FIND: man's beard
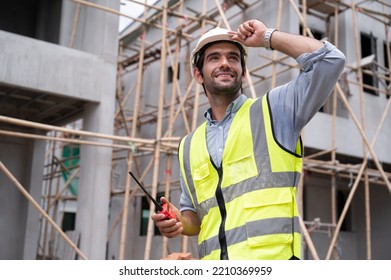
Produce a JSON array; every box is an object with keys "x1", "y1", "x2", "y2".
[{"x1": 204, "y1": 71, "x2": 243, "y2": 96}]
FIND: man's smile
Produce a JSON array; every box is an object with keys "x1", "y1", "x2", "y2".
[{"x1": 214, "y1": 71, "x2": 236, "y2": 79}]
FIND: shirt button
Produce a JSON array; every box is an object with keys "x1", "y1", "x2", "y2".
[{"x1": 218, "y1": 126, "x2": 222, "y2": 129}]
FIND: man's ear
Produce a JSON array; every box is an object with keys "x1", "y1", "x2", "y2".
[
  {"x1": 241, "y1": 68, "x2": 247, "y2": 82},
  {"x1": 193, "y1": 68, "x2": 204, "y2": 84}
]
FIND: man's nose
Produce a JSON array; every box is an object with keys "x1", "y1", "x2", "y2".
[{"x1": 219, "y1": 56, "x2": 230, "y2": 67}]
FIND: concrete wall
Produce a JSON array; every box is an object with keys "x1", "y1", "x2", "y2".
[
  {"x1": 23, "y1": 138, "x2": 46, "y2": 260},
  {"x1": 0, "y1": 0, "x2": 120, "y2": 260},
  {"x1": 304, "y1": 7, "x2": 391, "y2": 163},
  {"x1": 0, "y1": 135, "x2": 32, "y2": 259},
  {"x1": 304, "y1": 174, "x2": 391, "y2": 260},
  {"x1": 303, "y1": 2, "x2": 391, "y2": 260},
  {"x1": 60, "y1": 0, "x2": 119, "y2": 260},
  {"x1": 0, "y1": 30, "x2": 114, "y2": 103}
]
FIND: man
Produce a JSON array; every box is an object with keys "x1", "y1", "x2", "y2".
[{"x1": 151, "y1": 19, "x2": 346, "y2": 260}]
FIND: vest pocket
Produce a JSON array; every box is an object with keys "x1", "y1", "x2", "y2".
[
  {"x1": 193, "y1": 161, "x2": 217, "y2": 203},
  {"x1": 225, "y1": 153, "x2": 257, "y2": 186},
  {"x1": 243, "y1": 188, "x2": 294, "y2": 247},
  {"x1": 193, "y1": 161, "x2": 210, "y2": 181}
]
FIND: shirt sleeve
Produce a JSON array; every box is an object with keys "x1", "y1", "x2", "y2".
[
  {"x1": 267, "y1": 41, "x2": 346, "y2": 152},
  {"x1": 179, "y1": 171, "x2": 197, "y2": 213}
]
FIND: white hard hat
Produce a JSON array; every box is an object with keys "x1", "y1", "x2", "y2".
[{"x1": 190, "y1": 27, "x2": 248, "y2": 76}]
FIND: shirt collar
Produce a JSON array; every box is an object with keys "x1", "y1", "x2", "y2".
[{"x1": 204, "y1": 94, "x2": 248, "y2": 124}]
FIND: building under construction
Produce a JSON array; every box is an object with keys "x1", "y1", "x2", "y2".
[{"x1": 0, "y1": 0, "x2": 390, "y2": 260}]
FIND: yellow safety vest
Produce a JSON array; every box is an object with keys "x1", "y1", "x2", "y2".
[{"x1": 179, "y1": 94, "x2": 302, "y2": 260}]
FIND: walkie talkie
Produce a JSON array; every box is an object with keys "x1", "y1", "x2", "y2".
[{"x1": 128, "y1": 171, "x2": 176, "y2": 220}]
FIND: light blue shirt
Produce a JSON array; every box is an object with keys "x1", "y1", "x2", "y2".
[{"x1": 180, "y1": 41, "x2": 346, "y2": 212}]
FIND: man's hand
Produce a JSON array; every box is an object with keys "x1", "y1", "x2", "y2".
[
  {"x1": 229, "y1": 19, "x2": 268, "y2": 48},
  {"x1": 151, "y1": 197, "x2": 183, "y2": 238},
  {"x1": 230, "y1": 19, "x2": 324, "y2": 58}
]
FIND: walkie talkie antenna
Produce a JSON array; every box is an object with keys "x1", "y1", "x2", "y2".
[
  {"x1": 128, "y1": 171, "x2": 176, "y2": 220},
  {"x1": 128, "y1": 171, "x2": 162, "y2": 211}
]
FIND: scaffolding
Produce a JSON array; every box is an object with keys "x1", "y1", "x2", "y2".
[{"x1": 1, "y1": 0, "x2": 391, "y2": 260}]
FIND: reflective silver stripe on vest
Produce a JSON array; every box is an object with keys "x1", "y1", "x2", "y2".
[
  {"x1": 195, "y1": 170, "x2": 300, "y2": 219},
  {"x1": 198, "y1": 216, "x2": 301, "y2": 259},
  {"x1": 181, "y1": 127, "x2": 201, "y2": 216}
]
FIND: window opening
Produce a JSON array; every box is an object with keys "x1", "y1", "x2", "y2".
[
  {"x1": 140, "y1": 192, "x2": 164, "y2": 236},
  {"x1": 337, "y1": 189, "x2": 352, "y2": 232},
  {"x1": 61, "y1": 212, "x2": 76, "y2": 232},
  {"x1": 383, "y1": 41, "x2": 390, "y2": 99},
  {"x1": 167, "y1": 64, "x2": 180, "y2": 84},
  {"x1": 361, "y1": 32, "x2": 378, "y2": 96}
]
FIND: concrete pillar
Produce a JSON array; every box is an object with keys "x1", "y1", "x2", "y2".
[
  {"x1": 23, "y1": 139, "x2": 46, "y2": 259},
  {"x1": 0, "y1": 135, "x2": 31, "y2": 259},
  {"x1": 77, "y1": 102, "x2": 115, "y2": 259},
  {"x1": 64, "y1": 0, "x2": 119, "y2": 259}
]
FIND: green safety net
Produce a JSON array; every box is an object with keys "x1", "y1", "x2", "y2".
[{"x1": 61, "y1": 144, "x2": 80, "y2": 196}]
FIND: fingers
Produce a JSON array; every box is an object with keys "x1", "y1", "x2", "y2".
[
  {"x1": 159, "y1": 196, "x2": 179, "y2": 219},
  {"x1": 229, "y1": 22, "x2": 254, "y2": 42},
  {"x1": 229, "y1": 20, "x2": 268, "y2": 48},
  {"x1": 158, "y1": 220, "x2": 183, "y2": 238},
  {"x1": 151, "y1": 197, "x2": 182, "y2": 238},
  {"x1": 160, "y1": 196, "x2": 169, "y2": 204},
  {"x1": 228, "y1": 20, "x2": 256, "y2": 42},
  {"x1": 151, "y1": 212, "x2": 183, "y2": 238},
  {"x1": 238, "y1": 22, "x2": 255, "y2": 36}
]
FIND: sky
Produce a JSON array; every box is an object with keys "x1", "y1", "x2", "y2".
[{"x1": 119, "y1": 0, "x2": 157, "y2": 32}]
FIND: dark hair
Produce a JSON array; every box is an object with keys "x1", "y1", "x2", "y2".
[{"x1": 194, "y1": 40, "x2": 246, "y2": 77}]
